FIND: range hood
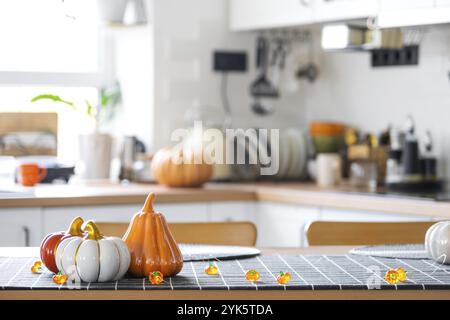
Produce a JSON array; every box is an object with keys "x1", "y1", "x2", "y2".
[{"x1": 321, "y1": 24, "x2": 405, "y2": 52}]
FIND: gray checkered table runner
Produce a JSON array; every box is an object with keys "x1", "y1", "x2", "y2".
[{"x1": 2, "y1": 254, "x2": 450, "y2": 291}]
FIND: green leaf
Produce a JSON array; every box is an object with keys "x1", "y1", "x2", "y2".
[
  {"x1": 85, "y1": 100, "x2": 94, "y2": 117},
  {"x1": 30, "y1": 94, "x2": 76, "y2": 109}
]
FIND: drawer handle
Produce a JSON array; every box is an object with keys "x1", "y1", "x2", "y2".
[
  {"x1": 299, "y1": 0, "x2": 312, "y2": 6},
  {"x1": 22, "y1": 226, "x2": 30, "y2": 247}
]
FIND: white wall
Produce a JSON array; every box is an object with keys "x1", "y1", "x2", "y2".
[
  {"x1": 305, "y1": 26, "x2": 450, "y2": 180},
  {"x1": 150, "y1": 0, "x2": 307, "y2": 150},
  {"x1": 109, "y1": 21, "x2": 154, "y2": 154},
  {"x1": 115, "y1": 1, "x2": 450, "y2": 182}
]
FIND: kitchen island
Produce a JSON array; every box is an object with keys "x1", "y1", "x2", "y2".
[{"x1": 1, "y1": 246, "x2": 450, "y2": 300}]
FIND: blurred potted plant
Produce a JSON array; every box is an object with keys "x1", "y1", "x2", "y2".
[{"x1": 31, "y1": 83, "x2": 121, "y2": 180}]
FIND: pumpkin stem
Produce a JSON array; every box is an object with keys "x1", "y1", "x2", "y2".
[
  {"x1": 67, "y1": 216, "x2": 84, "y2": 236},
  {"x1": 84, "y1": 221, "x2": 103, "y2": 240},
  {"x1": 142, "y1": 193, "x2": 156, "y2": 213}
]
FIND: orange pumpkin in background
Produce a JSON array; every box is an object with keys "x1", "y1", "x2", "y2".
[
  {"x1": 40, "y1": 216, "x2": 84, "y2": 273},
  {"x1": 123, "y1": 193, "x2": 183, "y2": 277},
  {"x1": 151, "y1": 147, "x2": 213, "y2": 188}
]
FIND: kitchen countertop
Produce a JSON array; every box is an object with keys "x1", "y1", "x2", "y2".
[
  {"x1": 1, "y1": 181, "x2": 450, "y2": 218},
  {"x1": 0, "y1": 182, "x2": 256, "y2": 207}
]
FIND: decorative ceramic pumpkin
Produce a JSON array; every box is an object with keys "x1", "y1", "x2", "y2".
[
  {"x1": 55, "y1": 221, "x2": 130, "y2": 282},
  {"x1": 425, "y1": 221, "x2": 450, "y2": 264},
  {"x1": 123, "y1": 193, "x2": 183, "y2": 277},
  {"x1": 40, "y1": 216, "x2": 84, "y2": 273},
  {"x1": 151, "y1": 147, "x2": 213, "y2": 188}
]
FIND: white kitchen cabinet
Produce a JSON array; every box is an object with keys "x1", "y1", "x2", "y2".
[
  {"x1": 318, "y1": 207, "x2": 433, "y2": 222},
  {"x1": 230, "y1": 0, "x2": 314, "y2": 31},
  {"x1": 313, "y1": 0, "x2": 379, "y2": 22},
  {"x1": 379, "y1": 0, "x2": 434, "y2": 11},
  {"x1": 208, "y1": 201, "x2": 256, "y2": 223},
  {"x1": 42, "y1": 203, "x2": 209, "y2": 235},
  {"x1": 436, "y1": 0, "x2": 450, "y2": 6},
  {"x1": 42, "y1": 205, "x2": 141, "y2": 236},
  {"x1": 0, "y1": 208, "x2": 42, "y2": 247},
  {"x1": 154, "y1": 203, "x2": 209, "y2": 222},
  {"x1": 256, "y1": 202, "x2": 320, "y2": 247}
]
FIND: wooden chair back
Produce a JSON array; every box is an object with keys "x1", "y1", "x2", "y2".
[
  {"x1": 96, "y1": 221, "x2": 257, "y2": 246},
  {"x1": 306, "y1": 221, "x2": 435, "y2": 246}
]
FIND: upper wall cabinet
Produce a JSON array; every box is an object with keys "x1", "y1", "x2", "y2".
[
  {"x1": 229, "y1": 0, "x2": 314, "y2": 31},
  {"x1": 379, "y1": 0, "x2": 433, "y2": 11},
  {"x1": 313, "y1": 0, "x2": 378, "y2": 22},
  {"x1": 230, "y1": 0, "x2": 450, "y2": 31},
  {"x1": 377, "y1": 0, "x2": 450, "y2": 28}
]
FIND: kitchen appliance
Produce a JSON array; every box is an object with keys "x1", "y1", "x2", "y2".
[
  {"x1": 386, "y1": 117, "x2": 443, "y2": 193},
  {"x1": 321, "y1": 24, "x2": 404, "y2": 51},
  {"x1": 386, "y1": 149, "x2": 403, "y2": 183},
  {"x1": 421, "y1": 131, "x2": 437, "y2": 180},
  {"x1": 402, "y1": 117, "x2": 420, "y2": 178},
  {"x1": 119, "y1": 136, "x2": 146, "y2": 181}
]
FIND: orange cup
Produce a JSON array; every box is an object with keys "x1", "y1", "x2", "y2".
[{"x1": 18, "y1": 164, "x2": 47, "y2": 187}]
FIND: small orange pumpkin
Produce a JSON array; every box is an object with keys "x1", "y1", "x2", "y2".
[
  {"x1": 151, "y1": 147, "x2": 213, "y2": 188},
  {"x1": 123, "y1": 193, "x2": 183, "y2": 277}
]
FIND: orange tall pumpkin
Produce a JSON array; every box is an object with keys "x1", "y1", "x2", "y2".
[{"x1": 123, "y1": 193, "x2": 183, "y2": 277}]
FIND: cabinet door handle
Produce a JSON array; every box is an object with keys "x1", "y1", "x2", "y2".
[{"x1": 22, "y1": 226, "x2": 30, "y2": 247}]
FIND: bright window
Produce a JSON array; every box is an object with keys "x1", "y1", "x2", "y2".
[
  {"x1": 0, "y1": 0, "x2": 99, "y2": 73},
  {"x1": 0, "y1": 0, "x2": 108, "y2": 162},
  {"x1": 0, "y1": 86, "x2": 98, "y2": 162}
]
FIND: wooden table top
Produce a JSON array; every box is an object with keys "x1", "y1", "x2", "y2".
[{"x1": 1, "y1": 246, "x2": 450, "y2": 300}]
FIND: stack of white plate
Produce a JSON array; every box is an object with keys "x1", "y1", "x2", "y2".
[
  {"x1": 228, "y1": 130, "x2": 261, "y2": 181},
  {"x1": 273, "y1": 128, "x2": 308, "y2": 180},
  {"x1": 229, "y1": 127, "x2": 308, "y2": 181}
]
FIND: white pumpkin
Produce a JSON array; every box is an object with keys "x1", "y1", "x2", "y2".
[
  {"x1": 425, "y1": 221, "x2": 450, "y2": 264},
  {"x1": 55, "y1": 221, "x2": 130, "y2": 282}
]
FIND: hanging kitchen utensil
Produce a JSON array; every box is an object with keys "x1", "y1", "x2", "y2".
[
  {"x1": 269, "y1": 38, "x2": 287, "y2": 91},
  {"x1": 250, "y1": 36, "x2": 279, "y2": 97},
  {"x1": 250, "y1": 36, "x2": 279, "y2": 116},
  {"x1": 295, "y1": 31, "x2": 319, "y2": 83},
  {"x1": 296, "y1": 64, "x2": 319, "y2": 82},
  {"x1": 251, "y1": 98, "x2": 273, "y2": 116}
]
